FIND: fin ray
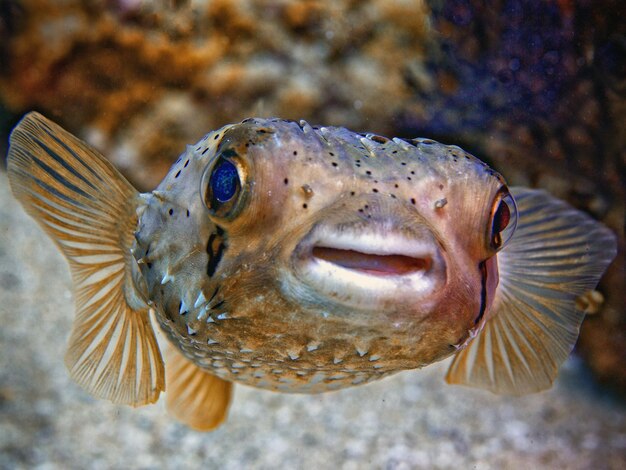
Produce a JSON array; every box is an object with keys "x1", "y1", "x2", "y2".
[
  {"x1": 8, "y1": 112, "x2": 165, "y2": 406},
  {"x1": 165, "y1": 345, "x2": 233, "y2": 431},
  {"x1": 446, "y1": 187, "x2": 617, "y2": 394}
]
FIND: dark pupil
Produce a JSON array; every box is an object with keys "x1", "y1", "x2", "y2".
[
  {"x1": 210, "y1": 160, "x2": 238, "y2": 203},
  {"x1": 493, "y1": 200, "x2": 511, "y2": 234}
]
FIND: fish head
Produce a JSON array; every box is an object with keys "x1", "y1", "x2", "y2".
[{"x1": 190, "y1": 119, "x2": 518, "y2": 369}]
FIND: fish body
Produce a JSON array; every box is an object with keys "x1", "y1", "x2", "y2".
[{"x1": 7, "y1": 113, "x2": 617, "y2": 430}]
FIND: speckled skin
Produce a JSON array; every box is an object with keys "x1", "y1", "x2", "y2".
[{"x1": 133, "y1": 119, "x2": 506, "y2": 393}]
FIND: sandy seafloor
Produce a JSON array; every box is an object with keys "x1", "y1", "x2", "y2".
[{"x1": 0, "y1": 170, "x2": 625, "y2": 470}]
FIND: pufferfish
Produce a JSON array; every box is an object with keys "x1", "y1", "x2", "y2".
[{"x1": 7, "y1": 112, "x2": 617, "y2": 431}]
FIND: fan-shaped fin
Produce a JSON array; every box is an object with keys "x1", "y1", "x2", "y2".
[
  {"x1": 165, "y1": 345, "x2": 233, "y2": 431},
  {"x1": 446, "y1": 187, "x2": 617, "y2": 394},
  {"x1": 7, "y1": 112, "x2": 165, "y2": 406}
]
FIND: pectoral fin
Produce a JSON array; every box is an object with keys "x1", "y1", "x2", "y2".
[
  {"x1": 7, "y1": 112, "x2": 165, "y2": 406},
  {"x1": 446, "y1": 187, "x2": 617, "y2": 394},
  {"x1": 165, "y1": 344, "x2": 233, "y2": 431}
]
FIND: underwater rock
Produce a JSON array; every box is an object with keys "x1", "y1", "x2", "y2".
[{"x1": 0, "y1": 0, "x2": 624, "y2": 392}]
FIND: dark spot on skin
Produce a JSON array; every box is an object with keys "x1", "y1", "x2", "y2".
[
  {"x1": 373, "y1": 188, "x2": 379, "y2": 193},
  {"x1": 394, "y1": 184, "x2": 399, "y2": 188},
  {"x1": 147, "y1": 262, "x2": 152, "y2": 269},
  {"x1": 196, "y1": 147, "x2": 201, "y2": 151},
  {"x1": 293, "y1": 151, "x2": 298, "y2": 156},
  {"x1": 392, "y1": 150, "x2": 398, "y2": 154},
  {"x1": 407, "y1": 177, "x2": 412, "y2": 181},
  {"x1": 410, "y1": 198, "x2": 416, "y2": 205},
  {"x1": 410, "y1": 171, "x2": 415, "y2": 175},
  {"x1": 207, "y1": 226, "x2": 227, "y2": 277},
  {"x1": 364, "y1": 205, "x2": 369, "y2": 209},
  {"x1": 358, "y1": 209, "x2": 364, "y2": 213},
  {"x1": 303, "y1": 203, "x2": 308, "y2": 209},
  {"x1": 439, "y1": 184, "x2": 444, "y2": 190},
  {"x1": 370, "y1": 135, "x2": 388, "y2": 144},
  {"x1": 390, "y1": 194, "x2": 396, "y2": 199},
  {"x1": 329, "y1": 152, "x2": 335, "y2": 156},
  {"x1": 284, "y1": 178, "x2": 289, "y2": 185},
  {"x1": 214, "y1": 134, "x2": 220, "y2": 140},
  {"x1": 356, "y1": 163, "x2": 361, "y2": 167},
  {"x1": 366, "y1": 170, "x2": 372, "y2": 176},
  {"x1": 202, "y1": 148, "x2": 209, "y2": 155},
  {"x1": 331, "y1": 162, "x2": 338, "y2": 167},
  {"x1": 175, "y1": 170, "x2": 181, "y2": 178},
  {"x1": 184, "y1": 160, "x2": 189, "y2": 168},
  {"x1": 475, "y1": 261, "x2": 488, "y2": 325},
  {"x1": 401, "y1": 162, "x2": 407, "y2": 166},
  {"x1": 186, "y1": 209, "x2": 190, "y2": 217},
  {"x1": 168, "y1": 208, "x2": 174, "y2": 215},
  {"x1": 350, "y1": 191, "x2": 355, "y2": 196},
  {"x1": 374, "y1": 180, "x2": 378, "y2": 183}
]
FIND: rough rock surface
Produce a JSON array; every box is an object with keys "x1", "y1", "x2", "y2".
[{"x1": 1, "y1": 170, "x2": 625, "y2": 469}]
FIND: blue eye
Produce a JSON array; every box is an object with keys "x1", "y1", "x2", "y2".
[{"x1": 210, "y1": 159, "x2": 239, "y2": 203}]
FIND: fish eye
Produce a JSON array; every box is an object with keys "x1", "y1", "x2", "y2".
[
  {"x1": 211, "y1": 160, "x2": 238, "y2": 202},
  {"x1": 201, "y1": 151, "x2": 245, "y2": 219},
  {"x1": 490, "y1": 189, "x2": 517, "y2": 250}
]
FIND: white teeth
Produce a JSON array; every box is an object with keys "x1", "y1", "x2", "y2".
[
  {"x1": 179, "y1": 300, "x2": 188, "y2": 315},
  {"x1": 187, "y1": 325, "x2": 197, "y2": 335},
  {"x1": 194, "y1": 291, "x2": 206, "y2": 308},
  {"x1": 217, "y1": 313, "x2": 228, "y2": 320}
]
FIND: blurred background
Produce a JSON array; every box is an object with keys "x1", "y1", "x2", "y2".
[{"x1": 0, "y1": 1, "x2": 624, "y2": 468}]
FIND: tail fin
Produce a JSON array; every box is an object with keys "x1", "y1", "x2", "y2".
[
  {"x1": 7, "y1": 112, "x2": 165, "y2": 406},
  {"x1": 446, "y1": 187, "x2": 617, "y2": 394}
]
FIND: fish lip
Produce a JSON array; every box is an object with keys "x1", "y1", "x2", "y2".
[{"x1": 290, "y1": 220, "x2": 446, "y2": 310}]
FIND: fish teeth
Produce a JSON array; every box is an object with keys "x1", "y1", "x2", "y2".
[
  {"x1": 179, "y1": 299, "x2": 188, "y2": 315},
  {"x1": 187, "y1": 324, "x2": 197, "y2": 335},
  {"x1": 216, "y1": 312, "x2": 228, "y2": 320}
]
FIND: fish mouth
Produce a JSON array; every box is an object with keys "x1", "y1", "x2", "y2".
[
  {"x1": 289, "y1": 222, "x2": 446, "y2": 310},
  {"x1": 311, "y1": 247, "x2": 432, "y2": 276}
]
